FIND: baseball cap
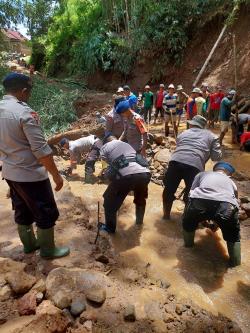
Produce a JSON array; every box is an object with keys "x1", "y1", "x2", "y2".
[
  {"x1": 3, "y1": 73, "x2": 32, "y2": 91},
  {"x1": 123, "y1": 85, "x2": 131, "y2": 91},
  {"x1": 192, "y1": 87, "x2": 202, "y2": 94},
  {"x1": 59, "y1": 138, "x2": 69, "y2": 147},
  {"x1": 213, "y1": 162, "x2": 235, "y2": 175},
  {"x1": 228, "y1": 89, "x2": 236, "y2": 96},
  {"x1": 187, "y1": 115, "x2": 207, "y2": 129},
  {"x1": 145, "y1": 85, "x2": 150, "y2": 89},
  {"x1": 117, "y1": 87, "x2": 124, "y2": 93},
  {"x1": 160, "y1": 84, "x2": 165, "y2": 88},
  {"x1": 168, "y1": 84, "x2": 175, "y2": 89},
  {"x1": 115, "y1": 100, "x2": 130, "y2": 114}
]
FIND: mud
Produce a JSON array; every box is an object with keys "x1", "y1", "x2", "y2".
[{"x1": 0, "y1": 122, "x2": 250, "y2": 332}]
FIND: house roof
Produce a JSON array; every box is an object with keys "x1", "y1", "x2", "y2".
[{"x1": 2, "y1": 29, "x2": 27, "y2": 42}]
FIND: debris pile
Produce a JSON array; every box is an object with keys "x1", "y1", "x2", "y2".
[
  {"x1": 148, "y1": 135, "x2": 176, "y2": 185},
  {"x1": 0, "y1": 257, "x2": 242, "y2": 333}
]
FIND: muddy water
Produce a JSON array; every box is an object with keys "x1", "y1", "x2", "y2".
[{"x1": 67, "y1": 129, "x2": 250, "y2": 333}]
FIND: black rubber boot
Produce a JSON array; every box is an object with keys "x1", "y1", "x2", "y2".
[
  {"x1": 165, "y1": 124, "x2": 169, "y2": 137},
  {"x1": 163, "y1": 200, "x2": 173, "y2": 220},
  {"x1": 135, "y1": 205, "x2": 145, "y2": 225},
  {"x1": 183, "y1": 229, "x2": 195, "y2": 247}
]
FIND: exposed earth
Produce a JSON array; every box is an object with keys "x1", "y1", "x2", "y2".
[{"x1": 0, "y1": 104, "x2": 250, "y2": 333}]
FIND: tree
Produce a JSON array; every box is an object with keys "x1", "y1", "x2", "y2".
[
  {"x1": 0, "y1": 0, "x2": 23, "y2": 27},
  {"x1": 23, "y1": 0, "x2": 57, "y2": 38}
]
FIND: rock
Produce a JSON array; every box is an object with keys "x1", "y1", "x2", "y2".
[
  {"x1": 154, "y1": 161, "x2": 161, "y2": 169},
  {"x1": 124, "y1": 304, "x2": 136, "y2": 322},
  {"x1": 239, "y1": 209, "x2": 248, "y2": 221},
  {"x1": 62, "y1": 308, "x2": 75, "y2": 325},
  {"x1": 240, "y1": 196, "x2": 250, "y2": 203},
  {"x1": 241, "y1": 203, "x2": 250, "y2": 217},
  {"x1": 95, "y1": 254, "x2": 109, "y2": 264},
  {"x1": 18, "y1": 291, "x2": 37, "y2": 315},
  {"x1": 0, "y1": 257, "x2": 26, "y2": 275},
  {"x1": 52, "y1": 290, "x2": 72, "y2": 309},
  {"x1": 154, "y1": 148, "x2": 171, "y2": 163},
  {"x1": 158, "y1": 279, "x2": 171, "y2": 289},
  {"x1": 5, "y1": 270, "x2": 36, "y2": 294},
  {"x1": 0, "y1": 276, "x2": 7, "y2": 288},
  {"x1": 0, "y1": 285, "x2": 12, "y2": 301},
  {"x1": 86, "y1": 288, "x2": 106, "y2": 305},
  {"x1": 36, "y1": 292, "x2": 44, "y2": 304},
  {"x1": 83, "y1": 320, "x2": 93, "y2": 331},
  {"x1": 70, "y1": 297, "x2": 87, "y2": 316},
  {"x1": 233, "y1": 171, "x2": 249, "y2": 181},
  {"x1": 31, "y1": 279, "x2": 46, "y2": 294},
  {"x1": 175, "y1": 304, "x2": 186, "y2": 315},
  {"x1": 37, "y1": 300, "x2": 61, "y2": 315},
  {"x1": 144, "y1": 301, "x2": 163, "y2": 321},
  {"x1": 154, "y1": 135, "x2": 164, "y2": 145},
  {"x1": 168, "y1": 137, "x2": 176, "y2": 146},
  {"x1": 163, "y1": 313, "x2": 175, "y2": 323},
  {"x1": 46, "y1": 267, "x2": 110, "y2": 305}
]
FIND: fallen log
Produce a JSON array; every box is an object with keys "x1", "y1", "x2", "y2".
[
  {"x1": 47, "y1": 125, "x2": 105, "y2": 146},
  {"x1": 47, "y1": 129, "x2": 89, "y2": 145}
]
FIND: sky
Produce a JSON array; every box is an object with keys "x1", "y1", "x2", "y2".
[{"x1": 16, "y1": 23, "x2": 30, "y2": 39}]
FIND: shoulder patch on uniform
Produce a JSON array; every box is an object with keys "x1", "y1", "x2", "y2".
[{"x1": 30, "y1": 111, "x2": 40, "y2": 124}]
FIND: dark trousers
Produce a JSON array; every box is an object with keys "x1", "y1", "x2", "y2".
[
  {"x1": 163, "y1": 160, "x2": 200, "y2": 205},
  {"x1": 155, "y1": 107, "x2": 164, "y2": 119},
  {"x1": 103, "y1": 173, "x2": 151, "y2": 232},
  {"x1": 182, "y1": 198, "x2": 240, "y2": 242},
  {"x1": 143, "y1": 107, "x2": 153, "y2": 122},
  {"x1": 244, "y1": 140, "x2": 250, "y2": 151},
  {"x1": 6, "y1": 178, "x2": 59, "y2": 229}
]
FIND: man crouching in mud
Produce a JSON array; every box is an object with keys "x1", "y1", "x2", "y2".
[{"x1": 182, "y1": 162, "x2": 241, "y2": 267}]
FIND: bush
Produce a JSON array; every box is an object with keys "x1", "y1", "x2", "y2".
[{"x1": 0, "y1": 67, "x2": 81, "y2": 136}]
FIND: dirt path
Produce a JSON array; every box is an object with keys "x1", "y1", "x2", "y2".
[
  {"x1": 65, "y1": 125, "x2": 250, "y2": 333},
  {"x1": 0, "y1": 125, "x2": 250, "y2": 332}
]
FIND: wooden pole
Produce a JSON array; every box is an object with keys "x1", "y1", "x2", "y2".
[
  {"x1": 233, "y1": 34, "x2": 237, "y2": 90},
  {"x1": 193, "y1": 25, "x2": 227, "y2": 87}
]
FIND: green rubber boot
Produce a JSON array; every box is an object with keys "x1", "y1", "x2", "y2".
[
  {"x1": 37, "y1": 227, "x2": 70, "y2": 259},
  {"x1": 85, "y1": 173, "x2": 95, "y2": 184},
  {"x1": 183, "y1": 229, "x2": 195, "y2": 248},
  {"x1": 17, "y1": 224, "x2": 39, "y2": 254},
  {"x1": 135, "y1": 205, "x2": 145, "y2": 225},
  {"x1": 227, "y1": 242, "x2": 241, "y2": 267}
]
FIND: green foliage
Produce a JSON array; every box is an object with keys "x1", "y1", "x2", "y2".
[
  {"x1": 0, "y1": 0, "x2": 23, "y2": 27},
  {"x1": 34, "y1": 0, "x2": 238, "y2": 78},
  {"x1": 0, "y1": 66, "x2": 81, "y2": 135},
  {"x1": 28, "y1": 76, "x2": 80, "y2": 135}
]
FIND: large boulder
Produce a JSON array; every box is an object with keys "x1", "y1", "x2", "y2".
[
  {"x1": 46, "y1": 268, "x2": 110, "y2": 308},
  {"x1": 154, "y1": 148, "x2": 171, "y2": 164}
]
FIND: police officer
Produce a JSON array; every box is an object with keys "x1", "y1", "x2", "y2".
[
  {"x1": 105, "y1": 95, "x2": 125, "y2": 139},
  {"x1": 182, "y1": 162, "x2": 241, "y2": 267},
  {"x1": 117, "y1": 100, "x2": 148, "y2": 156},
  {"x1": 59, "y1": 135, "x2": 98, "y2": 182},
  {"x1": 99, "y1": 137, "x2": 151, "y2": 233},
  {"x1": 162, "y1": 115, "x2": 222, "y2": 220},
  {"x1": 0, "y1": 73, "x2": 70, "y2": 258}
]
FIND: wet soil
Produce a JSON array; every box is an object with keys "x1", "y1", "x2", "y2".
[{"x1": 0, "y1": 123, "x2": 250, "y2": 332}]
